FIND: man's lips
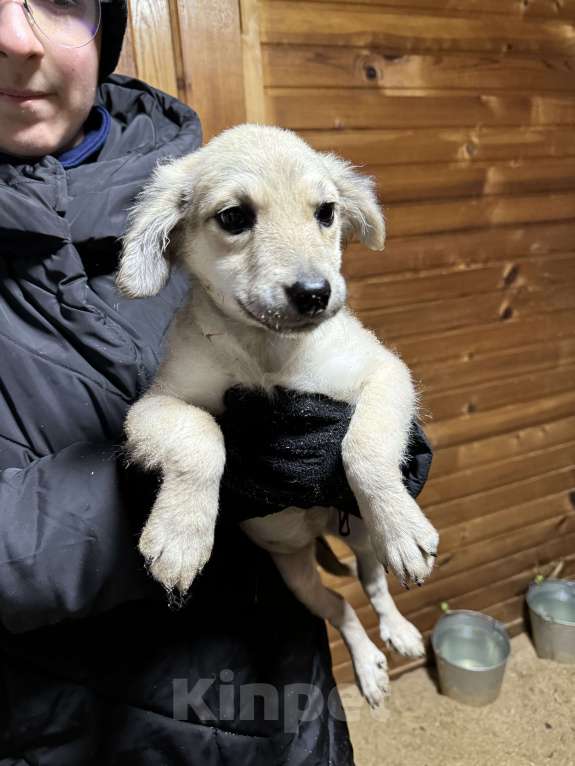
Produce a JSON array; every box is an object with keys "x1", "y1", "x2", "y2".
[{"x1": 0, "y1": 87, "x2": 50, "y2": 100}]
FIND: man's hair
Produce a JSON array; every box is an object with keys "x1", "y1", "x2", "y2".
[{"x1": 99, "y1": 0, "x2": 128, "y2": 82}]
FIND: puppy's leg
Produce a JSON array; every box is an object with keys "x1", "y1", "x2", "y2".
[
  {"x1": 342, "y1": 350, "x2": 439, "y2": 585},
  {"x1": 272, "y1": 545, "x2": 389, "y2": 708},
  {"x1": 329, "y1": 516, "x2": 424, "y2": 658},
  {"x1": 125, "y1": 390, "x2": 225, "y2": 596}
]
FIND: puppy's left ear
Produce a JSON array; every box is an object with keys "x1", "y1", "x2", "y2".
[
  {"x1": 117, "y1": 156, "x2": 194, "y2": 298},
  {"x1": 321, "y1": 153, "x2": 386, "y2": 251}
]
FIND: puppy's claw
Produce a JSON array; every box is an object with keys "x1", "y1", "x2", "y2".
[
  {"x1": 166, "y1": 587, "x2": 192, "y2": 611},
  {"x1": 418, "y1": 544, "x2": 438, "y2": 559}
]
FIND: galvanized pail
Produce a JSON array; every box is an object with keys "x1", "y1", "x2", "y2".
[
  {"x1": 527, "y1": 579, "x2": 575, "y2": 664},
  {"x1": 431, "y1": 610, "x2": 511, "y2": 707}
]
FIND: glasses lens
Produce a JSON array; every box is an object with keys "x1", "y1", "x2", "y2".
[{"x1": 27, "y1": 0, "x2": 101, "y2": 48}]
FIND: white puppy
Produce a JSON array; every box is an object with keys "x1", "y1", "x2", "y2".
[{"x1": 116, "y1": 124, "x2": 439, "y2": 707}]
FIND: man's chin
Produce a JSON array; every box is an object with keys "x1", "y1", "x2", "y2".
[{"x1": 0, "y1": 119, "x2": 83, "y2": 160}]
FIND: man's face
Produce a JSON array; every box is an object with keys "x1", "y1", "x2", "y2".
[{"x1": 0, "y1": 1, "x2": 100, "y2": 158}]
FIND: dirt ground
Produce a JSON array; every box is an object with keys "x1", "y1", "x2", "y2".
[{"x1": 340, "y1": 633, "x2": 575, "y2": 766}]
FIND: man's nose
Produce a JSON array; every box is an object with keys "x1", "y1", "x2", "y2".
[
  {"x1": 0, "y1": 2, "x2": 44, "y2": 59},
  {"x1": 285, "y1": 278, "x2": 331, "y2": 317}
]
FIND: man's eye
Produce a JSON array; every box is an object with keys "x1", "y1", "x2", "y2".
[
  {"x1": 215, "y1": 205, "x2": 255, "y2": 235},
  {"x1": 315, "y1": 202, "x2": 335, "y2": 227},
  {"x1": 41, "y1": 0, "x2": 82, "y2": 8}
]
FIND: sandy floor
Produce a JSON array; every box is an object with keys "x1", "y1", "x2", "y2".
[{"x1": 341, "y1": 633, "x2": 575, "y2": 766}]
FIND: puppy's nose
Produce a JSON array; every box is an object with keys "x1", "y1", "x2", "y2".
[{"x1": 285, "y1": 279, "x2": 331, "y2": 316}]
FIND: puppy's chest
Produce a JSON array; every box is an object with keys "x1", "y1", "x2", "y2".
[
  {"x1": 173, "y1": 306, "x2": 372, "y2": 410},
  {"x1": 213, "y1": 335, "x2": 318, "y2": 395}
]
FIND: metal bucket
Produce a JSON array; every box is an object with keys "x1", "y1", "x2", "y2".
[
  {"x1": 527, "y1": 579, "x2": 575, "y2": 664},
  {"x1": 431, "y1": 610, "x2": 511, "y2": 707}
]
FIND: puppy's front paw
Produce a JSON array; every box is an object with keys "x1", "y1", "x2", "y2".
[
  {"x1": 139, "y1": 523, "x2": 213, "y2": 599},
  {"x1": 371, "y1": 492, "x2": 439, "y2": 586},
  {"x1": 138, "y1": 481, "x2": 217, "y2": 598}
]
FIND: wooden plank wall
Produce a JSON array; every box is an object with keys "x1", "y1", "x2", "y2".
[
  {"x1": 117, "y1": 0, "x2": 246, "y2": 139},
  {"x1": 253, "y1": 0, "x2": 575, "y2": 683},
  {"x1": 118, "y1": 1, "x2": 575, "y2": 682}
]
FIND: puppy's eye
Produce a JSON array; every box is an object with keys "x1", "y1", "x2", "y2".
[
  {"x1": 315, "y1": 202, "x2": 335, "y2": 228},
  {"x1": 215, "y1": 205, "x2": 255, "y2": 235}
]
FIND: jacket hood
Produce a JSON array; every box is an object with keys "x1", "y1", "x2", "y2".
[{"x1": 99, "y1": 0, "x2": 128, "y2": 82}]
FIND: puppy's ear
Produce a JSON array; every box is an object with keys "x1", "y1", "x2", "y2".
[
  {"x1": 320, "y1": 153, "x2": 386, "y2": 251},
  {"x1": 116, "y1": 158, "x2": 193, "y2": 298}
]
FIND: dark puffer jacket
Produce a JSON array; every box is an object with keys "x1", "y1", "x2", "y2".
[{"x1": 0, "y1": 76, "x2": 354, "y2": 765}]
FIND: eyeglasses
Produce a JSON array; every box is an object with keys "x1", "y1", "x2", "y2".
[{"x1": 19, "y1": 0, "x2": 101, "y2": 48}]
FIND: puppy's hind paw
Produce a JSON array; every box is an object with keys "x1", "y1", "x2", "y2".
[{"x1": 353, "y1": 646, "x2": 390, "y2": 709}]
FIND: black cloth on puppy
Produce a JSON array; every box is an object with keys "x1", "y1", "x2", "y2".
[{"x1": 217, "y1": 385, "x2": 433, "y2": 531}]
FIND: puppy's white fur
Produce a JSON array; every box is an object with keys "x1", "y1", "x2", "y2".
[{"x1": 117, "y1": 124, "x2": 438, "y2": 707}]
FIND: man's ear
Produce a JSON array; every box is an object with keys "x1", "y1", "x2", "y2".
[
  {"x1": 116, "y1": 157, "x2": 194, "y2": 298},
  {"x1": 320, "y1": 153, "x2": 386, "y2": 251}
]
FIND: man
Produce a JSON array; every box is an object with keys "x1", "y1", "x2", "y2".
[{"x1": 0, "y1": 1, "x2": 354, "y2": 763}]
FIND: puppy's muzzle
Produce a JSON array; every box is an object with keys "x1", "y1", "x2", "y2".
[{"x1": 285, "y1": 279, "x2": 331, "y2": 317}]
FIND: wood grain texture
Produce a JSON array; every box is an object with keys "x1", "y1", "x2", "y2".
[
  {"x1": 431, "y1": 415, "x2": 575, "y2": 475},
  {"x1": 370, "y1": 158, "x2": 575, "y2": 202},
  {"x1": 129, "y1": 0, "x2": 179, "y2": 96},
  {"x1": 269, "y1": 0, "x2": 575, "y2": 22},
  {"x1": 241, "y1": 0, "x2": 267, "y2": 123},
  {"x1": 267, "y1": 88, "x2": 575, "y2": 130},
  {"x1": 414, "y1": 336, "x2": 575, "y2": 399},
  {"x1": 424, "y1": 363, "x2": 575, "y2": 422},
  {"x1": 359, "y1": 284, "x2": 575, "y2": 341},
  {"x1": 424, "y1": 441, "x2": 575, "y2": 510},
  {"x1": 263, "y1": 45, "x2": 575, "y2": 92},
  {"x1": 348, "y1": 252, "x2": 575, "y2": 311},
  {"x1": 304, "y1": 126, "x2": 575, "y2": 166},
  {"x1": 343, "y1": 221, "x2": 575, "y2": 279},
  {"x1": 261, "y1": 3, "x2": 575, "y2": 55},
  {"x1": 385, "y1": 192, "x2": 575, "y2": 237},
  {"x1": 425, "y1": 388, "x2": 575, "y2": 451},
  {"x1": 393, "y1": 307, "x2": 575, "y2": 366},
  {"x1": 176, "y1": 0, "x2": 246, "y2": 139}
]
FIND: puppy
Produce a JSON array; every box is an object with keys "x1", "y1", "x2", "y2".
[{"x1": 116, "y1": 124, "x2": 439, "y2": 707}]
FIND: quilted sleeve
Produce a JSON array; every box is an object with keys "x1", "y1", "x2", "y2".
[{"x1": 0, "y1": 441, "x2": 158, "y2": 633}]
